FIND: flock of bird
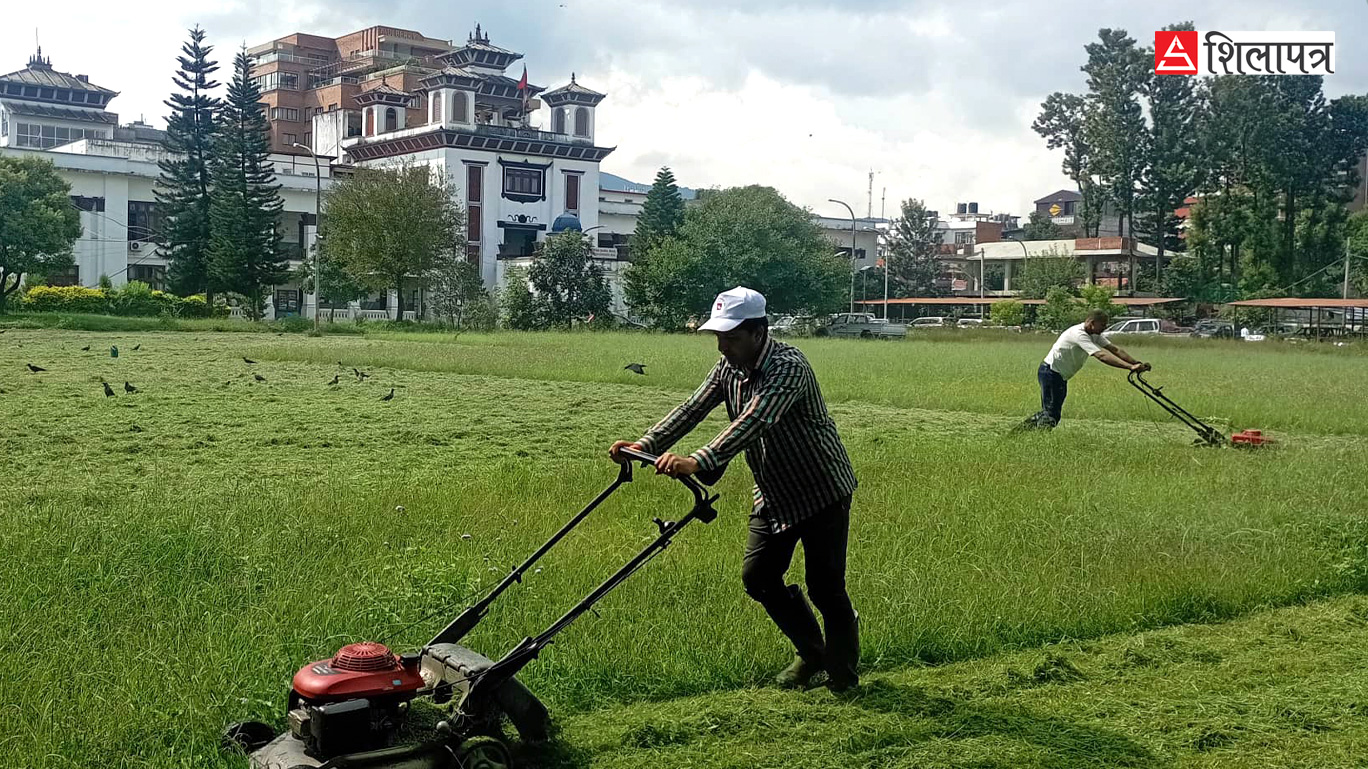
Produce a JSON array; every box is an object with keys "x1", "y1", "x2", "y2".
[{"x1": 18, "y1": 344, "x2": 401, "y2": 402}]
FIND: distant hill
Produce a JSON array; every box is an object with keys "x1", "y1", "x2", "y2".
[{"x1": 600, "y1": 171, "x2": 697, "y2": 199}]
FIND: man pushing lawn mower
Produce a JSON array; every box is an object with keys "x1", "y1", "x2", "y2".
[
  {"x1": 610, "y1": 286, "x2": 861, "y2": 693},
  {"x1": 1018, "y1": 309, "x2": 1151, "y2": 430}
]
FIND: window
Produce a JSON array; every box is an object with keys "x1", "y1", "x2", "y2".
[
  {"x1": 127, "y1": 201, "x2": 165, "y2": 242},
  {"x1": 283, "y1": 133, "x2": 297, "y2": 145},
  {"x1": 1062, "y1": 201, "x2": 1076, "y2": 215},
  {"x1": 304, "y1": 132, "x2": 311, "y2": 145},
  {"x1": 70, "y1": 195, "x2": 105, "y2": 212},
  {"x1": 46, "y1": 264, "x2": 79, "y2": 287},
  {"x1": 271, "y1": 107, "x2": 300, "y2": 121},
  {"x1": 564, "y1": 173, "x2": 580, "y2": 214},
  {"x1": 15, "y1": 123, "x2": 103, "y2": 149},
  {"x1": 127, "y1": 265, "x2": 167, "y2": 291},
  {"x1": 384, "y1": 108, "x2": 398, "y2": 132},
  {"x1": 954, "y1": 231, "x2": 973, "y2": 244},
  {"x1": 452, "y1": 92, "x2": 468, "y2": 123},
  {"x1": 0, "y1": 108, "x2": 7, "y2": 137},
  {"x1": 503, "y1": 166, "x2": 544, "y2": 200},
  {"x1": 466, "y1": 164, "x2": 484, "y2": 263},
  {"x1": 253, "y1": 72, "x2": 299, "y2": 91},
  {"x1": 552, "y1": 108, "x2": 566, "y2": 134},
  {"x1": 365, "y1": 110, "x2": 374, "y2": 135},
  {"x1": 574, "y1": 107, "x2": 589, "y2": 137},
  {"x1": 431, "y1": 92, "x2": 443, "y2": 123},
  {"x1": 328, "y1": 103, "x2": 339, "y2": 112}
]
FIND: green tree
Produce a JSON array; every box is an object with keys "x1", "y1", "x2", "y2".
[
  {"x1": 1022, "y1": 211, "x2": 1065, "y2": 241},
  {"x1": 0, "y1": 156, "x2": 81, "y2": 313},
  {"x1": 624, "y1": 185, "x2": 846, "y2": 329},
  {"x1": 1083, "y1": 28, "x2": 1149, "y2": 239},
  {"x1": 426, "y1": 254, "x2": 489, "y2": 328},
  {"x1": 1033, "y1": 92, "x2": 1102, "y2": 238},
  {"x1": 632, "y1": 167, "x2": 685, "y2": 257},
  {"x1": 323, "y1": 166, "x2": 463, "y2": 322},
  {"x1": 290, "y1": 251, "x2": 366, "y2": 310},
  {"x1": 207, "y1": 49, "x2": 287, "y2": 320},
  {"x1": 1016, "y1": 253, "x2": 1085, "y2": 299},
  {"x1": 499, "y1": 266, "x2": 539, "y2": 330},
  {"x1": 1079, "y1": 283, "x2": 1126, "y2": 320},
  {"x1": 1137, "y1": 22, "x2": 1205, "y2": 279},
  {"x1": 527, "y1": 231, "x2": 612, "y2": 329},
  {"x1": 885, "y1": 198, "x2": 944, "y2": 297},
  {"x1": 156, "y1": 26, "x2": 221, "y2": 303}
]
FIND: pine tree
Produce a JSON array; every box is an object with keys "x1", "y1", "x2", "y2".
[
  {"x1": 1033, "y1": 92, "x2": 1102, "y2": 238},
  {"x1": 885, "y1": 198, "x2": 944, "y2": 297},
  {"x1": 1082, "y1": 29, "x2": 1149, "y2": 238},
  {"x1": 1138, "y1": 22, "x2": 1205, "y2": 283},
  {"x1": 156, "y1": 27, "x2": 221, "y2": 304},
  {"x1": 207, "y1": 49, "x2": 286, "y2": 320},
  {"x1": 632, "y1": 167, "x2": 685, "y2": 256}
]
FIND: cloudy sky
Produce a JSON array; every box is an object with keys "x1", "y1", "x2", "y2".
[{"x1": 5, "y1": 1, "x2": 1364, "y2": 221}]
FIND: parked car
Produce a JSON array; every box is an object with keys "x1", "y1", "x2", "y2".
[
  {"x1": 1105, "y1": 318, "x2": 1193, "y2": 335},
  {"x1": 771, "y1": 315, "x2": 818, "y2": 337},
  {"x1": 1190, "y1": 320, "x2": 1235, "y2": 339},
  {"x1": 909, "y1": 316, "x2": 947, "y2": 329},
  {"x1": 817, "y1": 313, "x2": 908, "y2": 339},
  {"x1": 955, "y1": 318, "x2": 984, "y2": 329}
]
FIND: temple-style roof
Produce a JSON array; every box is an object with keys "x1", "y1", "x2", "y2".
[
  {"x1": 437, "y1": 25, "x2": 523, "y2": 71},
  {"x1": 0, "y1": 99, "x2": 118, "y2": 123},
  {"x1": 0, "y1": 50, "x2": 117, "y2": 95},
  {"x1": 541, "y1": 74, "x2": 605, "y2": 107},
  {"x1": 354, "y1": 81, "x2": 412, "y2": 106}
]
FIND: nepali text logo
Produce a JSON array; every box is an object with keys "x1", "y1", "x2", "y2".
[{"x1": 1155, "y1": 31, "x2": 1334, "y2": 76}]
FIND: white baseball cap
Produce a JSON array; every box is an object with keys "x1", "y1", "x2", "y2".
[{"x1": 699, "y1": 286, "x2": 767, "y2": 332}]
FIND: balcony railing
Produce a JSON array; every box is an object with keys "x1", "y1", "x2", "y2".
[{"x1": 468, "y1": 123, "x2": 592, "y2": 145}]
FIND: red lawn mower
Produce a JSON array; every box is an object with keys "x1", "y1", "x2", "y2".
[
  {"x1": 1129, "y1": 371, "x2": 1274, "y2": 448},
  {"x1": 222, "y1": 448, "x2": 720, "y2": 768}
]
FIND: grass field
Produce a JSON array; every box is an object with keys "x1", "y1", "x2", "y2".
[{"x1": 1, "y1": 326, "x2": 1366, "y2": 768}]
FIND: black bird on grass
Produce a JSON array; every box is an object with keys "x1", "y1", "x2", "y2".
[
  {"x1": 328, "y1": 374, "x2": 340, "y2": 386},
  {"x1": 243, "y1": 357, "x2": 257, "y2": 364},
  {"x1": 81, "y1": 345, "x2": 90, "y2": 352},
  {"x1": 130, "y1": 424, "x2": 143, "y2": 433},
  {"x1": 103, "y1": 381, "x2": 115, "y2": 397},
  {"x1": 133, "y1": 344, "x2": 141, "y2": 351},
  {"x1": 253, "y1": 373, "x2": 266, "y2": 382},
  {"x1": 337, "y1": 361, "x2": 344, "y2": 368},
  {"x1": 353, "y1": 368, "x2": 369, "y2": 381},
  {"x1": 26, "y1": 363, "x2": 45, "y2": 373},
  {"x1": 624, "y1": 363, "x2": 647, "y2": 375},
  {"x1": 124, "y1": 381, "x2": 138, "y2": 394},
  {"x1": 381, "y1": 388, "x2": 395, "y2": 401}
]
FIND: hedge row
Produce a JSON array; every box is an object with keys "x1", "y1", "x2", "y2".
[{"x1": 21, "y1": 282, "x2": 222, "y2": 318}]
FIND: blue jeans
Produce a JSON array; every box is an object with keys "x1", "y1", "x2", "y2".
[{"x1": 1037, "y1": 362, "x2": 1068, "y2": 426}]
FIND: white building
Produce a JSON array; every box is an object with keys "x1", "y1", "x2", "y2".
[
  {"x1": 332, "y1": 28, "x2": 622, "y2": 312},
  {"x1": 0, "y1": 49, "x2": 117, "y2": 150}
]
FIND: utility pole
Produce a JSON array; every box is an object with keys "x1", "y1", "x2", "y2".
[
  {"x1": 829, "y1": 198, "x2": 857, "y2": 313},
  {"x1": 867, "y1": 171, "x2": 874, "y2": 218},
  {"x1": 880, "y1": 187, "x2": 886, "y2": 220},
  {"x1": 1346, "y1": 237, "x2": 1353, "y2": 300}
]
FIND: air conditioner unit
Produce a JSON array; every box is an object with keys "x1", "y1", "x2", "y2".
[{"x1": 129, "y1": 241, "x2": 143, "y2": 252}]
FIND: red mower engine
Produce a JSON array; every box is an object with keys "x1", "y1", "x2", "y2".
[
  {"x1": 1231, "y1": 429, "x2": 1276, "y2": 448},
  {"x1": 287, "y1": 642, "x2": 425, "y2": 759}
]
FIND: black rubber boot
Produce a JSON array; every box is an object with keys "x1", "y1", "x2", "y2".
[
  {"x1": 761, "y1": 584, "x2": 825, "y2": 687},
  {"x1": 824, "y1": 611, "x2": 860, "y2": 693}
]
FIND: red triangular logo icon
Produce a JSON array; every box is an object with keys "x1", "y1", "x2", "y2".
[{"x1": 1155, "y1": 31, "x2": 1198, "y2": 75}]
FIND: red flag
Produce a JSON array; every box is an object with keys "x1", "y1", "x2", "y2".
[
  {"x1": 517, "y1": 65, "x2": 528, "y2": 92},
  {"x1": 517, "y1": 66, "x2": 529, "y2": 116}
]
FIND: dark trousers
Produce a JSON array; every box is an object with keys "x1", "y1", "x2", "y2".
[
  {"x1": 1037, "y1": 362, "x2": 1068, "y2": 426},
  {"x1": 741, "y1": 496, "x2": 857, "y2": 680}
]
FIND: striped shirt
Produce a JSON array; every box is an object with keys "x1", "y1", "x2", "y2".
[{"x1": 637, "y1": 338, "x2": 857, "y2": 532}]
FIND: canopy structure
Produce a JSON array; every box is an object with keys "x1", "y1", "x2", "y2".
[
  {"x1": 855, "y1": 296, "x2": 1185, "y2": 320},
  {"x1": 1225, "y1": 297, "x2": 1368, "y2": 339}
]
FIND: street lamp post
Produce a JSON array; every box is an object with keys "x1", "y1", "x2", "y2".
[
  {"x1": 292, "y1": 142, "x2": 323, "y2": 330},
  {"x1": 876, "y1": 230, "x2": 891, "y2": 320},
  {"x1": 829, "y1": 199, "x2": 857, "y2": 313}
]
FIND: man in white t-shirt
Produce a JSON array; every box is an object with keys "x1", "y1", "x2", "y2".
[{"x1": 1022, "y1": 310, "x2": 1150, "y2": 429}]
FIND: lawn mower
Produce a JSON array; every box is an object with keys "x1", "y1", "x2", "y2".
[
  {"x1": 222, "y1": 447, "x2": 720, "y2": 768},
  {"x1": 1128, "y1": 370, "x2": 1274, "y2": 448}
]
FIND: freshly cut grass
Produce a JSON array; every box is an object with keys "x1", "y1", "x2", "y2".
[{"x1": 0, "y1": 329, "x2": 1366, "y2": 767}]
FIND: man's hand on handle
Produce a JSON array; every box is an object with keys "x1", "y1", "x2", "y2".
[
  {"x1": 654, "y1": 452, "x2": 700, "y2": 478},
  {"x1": 1130, "y1": 361, "x2": 1152, "y2": 373},
  {"x1": 609, "y1": 440, "x2": 643, "y2": 464}
]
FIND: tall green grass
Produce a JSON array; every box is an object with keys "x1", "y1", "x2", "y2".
[{"x1": 0, "y1": 329, "x2": 1366, "y2": 767}]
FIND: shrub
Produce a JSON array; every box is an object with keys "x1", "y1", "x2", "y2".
[
  {"x1": 23, "y1": 285, "x2": 110, "y2": 314},
  {"x1": 110, "y1": 281, "x2": 177, "y2": 317},
  {"x1": 1038, "y1": 286, "x2": 1085, "y2": 332},
  {"x1": 178, "y1": 294, "x2": 212, "y2": 318},
  {"x1": 990, "y1": 300, "x2": 1026, "y2": 327}
]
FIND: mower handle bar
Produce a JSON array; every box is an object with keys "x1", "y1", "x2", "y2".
[
  {"x1": 1128, "y1": 370, "x2": 1226, "y2": 447},
  {"x1": 426, "y1": 447, "x2": 717, "y2": 647}
]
